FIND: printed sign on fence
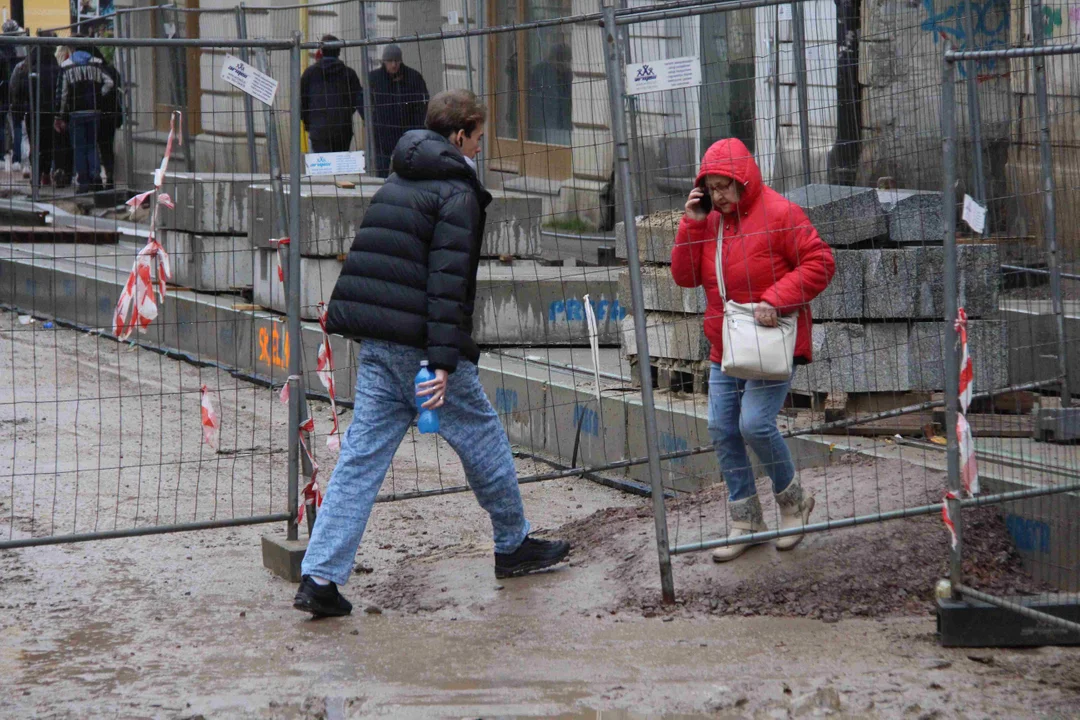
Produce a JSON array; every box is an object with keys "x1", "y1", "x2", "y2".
[
  {"x1": 305, "y1": 151, "x2": 366, "y2": 176},
  {"x1": 625, "y1": 56, "x2": 702, "y2": 96},
  {"x1": 220, "y1": 54, "x2": 279, "y2": 106},
  {"x1": 962, "y1": 194, "x2": 987, "y2": 234}
]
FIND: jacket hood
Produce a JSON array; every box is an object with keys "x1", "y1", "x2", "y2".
[
  {"x1": 696, "y1": 138, "x2": 763, "y2": 213},
  {"x1": 316, "y1": 56, "x2": 350, "y2": 76},
  {"x1": 391, "y1": 129, "x2": 491, "y2": 204}
]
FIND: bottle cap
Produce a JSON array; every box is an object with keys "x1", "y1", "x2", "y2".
[{"x1": 420, "y1": 360, "x2": 429, "y2": 367}]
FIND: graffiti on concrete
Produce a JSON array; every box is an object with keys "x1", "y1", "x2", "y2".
[
  {"x1": 574, "y1": 403, "x2": 600, "y2": 437},
  {"x1": 494, "y1": 386, "x2": 519, "y2": 415},
  {"x1": 548, "y1": 297, "x2": 627, "y2": 324},
  {"x1": 1006, "y1": 513, "x2": 1051, "y2": 553},
  {"x1": 659, "y1": 432, "x2": 689, "y2": 466},
  {"x1": 921, "y1": 0, "x2": 1010, "y2": 76}
]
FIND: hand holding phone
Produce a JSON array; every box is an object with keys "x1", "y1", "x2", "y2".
[{"x1": 685, "y1": 183, "x2": 711, "y2": 221}]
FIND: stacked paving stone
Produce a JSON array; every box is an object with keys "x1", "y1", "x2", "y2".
[
  {"x1": 616, "y1": 185, "x2": 1006, "y2": 397},
  {"x1": 615, "y1": 210, "x2": 712, "y2": 393},
  {"x1": 791, "y1": 184, "x2": 1004, "y2": 397},
  {"x1": 158, "y1": 172, "x2": 268, "y2": 293}
]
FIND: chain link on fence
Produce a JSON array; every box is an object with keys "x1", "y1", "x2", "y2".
[{"x1": 0, "y1": 1, "x2": 1077, "y2": 641}]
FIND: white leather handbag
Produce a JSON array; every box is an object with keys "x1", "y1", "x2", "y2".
[{"x1": 715, "y1": 226, "x2": 798, "y2": 381}]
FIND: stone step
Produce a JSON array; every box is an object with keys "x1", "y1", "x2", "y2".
[
  {"x1": 613, "y1": 210, "x2": 684, "y2": 264},
  {"x1": 793, "y1": 320, "x2": 1007, "y2": 394},
  {"x1": 249, "y1": 184, "x2": 544, "y2": 259},
  {"x1": 159, "y1": 171, "x2": 271, "y2": 235},
  {"x1": 160, "y1": 228, "x2": 254, "y2": 293},
  {"x1": 784, "y1": 184, "x2": 888, "y2": 246},
  {"x1": 252, "y1": 253, "x2": 625, "y2": 345}
]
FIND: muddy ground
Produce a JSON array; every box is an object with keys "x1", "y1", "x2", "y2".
[{"x1": 2, "y1": 311, "x2": 1079, "y2": 718}]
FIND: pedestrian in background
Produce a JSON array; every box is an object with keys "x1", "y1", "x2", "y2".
[
  {"x1": 367, "y1": 44, "x2": 429, "y2": 178},
  {"x1": 672, "y1": 138, "x2": 834, "y2": 562},
  {"x1": 9, "y1": 33, "x2": 62, "y2": 186},
  {"x1": 89, "y1": 45, "x2": 122, "y2": 190},
  {"x1": 293, "y1": 89, "x2": 570, "y2": 618},
  {"x1": 300, "y1": 34, "x2": 364, "y2": 153},
  {"x1": 55, "y1": 38, "x2": 113, "y2": 194},
  {"x1": 0, "y1": 19, "x2": 24, "y2": 174}
]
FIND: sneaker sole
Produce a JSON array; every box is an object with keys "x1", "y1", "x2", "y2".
[
  {"x1": 495, "y1": 551, "x2": 570, "y2": 579},
  {"x1": 293, "y1": 596, "x2": 352, "y2": 618}
]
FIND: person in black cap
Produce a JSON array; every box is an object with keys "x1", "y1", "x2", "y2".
[
  {"x1": 300, "y1": 34, "x2": 364, "y2": 153},
  {"x1": 367, "y1": 44, "x2": 429, "y2": 178}
]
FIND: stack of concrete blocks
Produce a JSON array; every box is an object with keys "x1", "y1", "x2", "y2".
[
  {"x1": 614, "y1": 210, "x2": 712, "y2": 393},
  {"x1": 247, "y1": 182, "x2": 615, "y2": 347},
  {"x1": 159, "y1": 172, "x2": 267, "y2": 293},
  {"x1": 787, "y1": 184, "x2": 1006, "y2": 402}
]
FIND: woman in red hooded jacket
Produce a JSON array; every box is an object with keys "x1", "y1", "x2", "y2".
[{"x1": 671, "y1": 138, "x2": 835, "y2": 562}]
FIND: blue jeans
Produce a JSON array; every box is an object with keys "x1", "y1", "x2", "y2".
[
  {"x1": 301, "y1": 340, "x2": 531, "y2": 585},
  {"x1": 69, "y1": 112, "x2": 101, "y2": 190},
  {"x1": 707, "y1": 364, "x2": 796, "y2": 502}
]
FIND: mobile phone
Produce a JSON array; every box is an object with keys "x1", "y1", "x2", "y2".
[{"x1": 697, "y1": 180, "x2": 712, "y2": 214}]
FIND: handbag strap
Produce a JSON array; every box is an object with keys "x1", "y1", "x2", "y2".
[{"x1": 714, "y1": 222, "x2": 727, "y2": 303}]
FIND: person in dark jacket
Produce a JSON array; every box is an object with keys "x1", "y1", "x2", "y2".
[
  {"x1": 0, "y1": 21, "x2": 22, "y2": 167},
  {"x1": 89, "y1": 46, "x2": 122, "y2": 189},
  {"x1": 300, "y1": 35, "x2": 363, "y2": 153},
  {"x1": 56, "y1": 41, "x2": 113, "y2": 193},
  {"x1": 293, "y1": 89, "x2": 570, "y2": 618},
  {"x1": 367, "y1": 44, "x2": 429, "y2": 178},
  {"x1": 9, "y1": 38, "x2": 62, "y2": 186}
]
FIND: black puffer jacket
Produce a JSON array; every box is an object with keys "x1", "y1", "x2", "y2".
[{"x1": 326, "y1": 129, "x2": 492, "y2": 372}]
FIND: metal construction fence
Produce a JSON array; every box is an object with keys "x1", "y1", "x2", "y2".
[{"x1": 0, "y1": 0, "x2": 1078, "y2": 640}]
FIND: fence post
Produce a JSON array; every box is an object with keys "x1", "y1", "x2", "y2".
[
  {"x1": 961, "y1": 0, "x2": 986, "y2": 213},
  {"x1": 119, "y1": 12, "x2": 136, "y2": 192},
  {"x1": 616, "y1": 7, "x2": 645, "y2": 218},
  {"x1": 940, "y1": 48, "x2": 963, "y2": 598},
  {"x1": 30, "y1": 44, "x2": 40, "y2": 202},
  {"x1": 236, "y1": 5, "x2": 260, "y2": 175},
  {"x1": 791, "y1": 1, "x2": 812, "y2": 186},
  {"x1": 254, "y1": 47, "x2": 289, "y2": 239},
  {"x1": 358, "y1": 2, "x2": 377, "y2": 176},
  {"x1": 474, "y1": 0, "x2": 486, "y2": 185},
  {"x1": 1030, "y1": 0, "x2": 1071, "y2": 406},
  {"x1": 287, "y1": 33, "x2": 305, "y2": 542},
  {"x1": 602, "y1": 5, "x2": 675, "y2": 605},
  {"x1": 462, "y1": 0, "x2": 475, "y2": 95}
]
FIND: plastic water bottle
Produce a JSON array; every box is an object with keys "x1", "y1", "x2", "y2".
[{"x1": 415, "y1": 361, "x2": 440, "y2": 434}]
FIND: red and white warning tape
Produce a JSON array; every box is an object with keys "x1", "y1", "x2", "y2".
[
  {"x1": 316, "y1": 302, "x2": 340, "y2": 451},
  {"x1": 200, "y1": 384, "x2": 219, "y2": 449},
  {"x1": 955, "y1": 308, "x2": 979, "y2": 496},
  {"x1": 114, "y1": 111, "x2": 183, "y2": 340},
  {"x1": 280, "y1": 376, "x2": 324, "y2": 524},
  {"x1": 270, "y1": 237, "x2": 290, "y2": 284},
  {"x1": 942, "y1": 490, "x2": 960, "y2": 550}
]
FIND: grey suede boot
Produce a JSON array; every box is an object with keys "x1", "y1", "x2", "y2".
[
  {"x1": 712, "y1": 494, "x2": 769, "y2": 563},
  {"x1": 774, "y1": 481, "x2": 815, "y2": 551}
]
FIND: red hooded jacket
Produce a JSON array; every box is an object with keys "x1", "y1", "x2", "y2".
[{"x1": 671, "y1": 139, "x2": 835, "y2": 365}]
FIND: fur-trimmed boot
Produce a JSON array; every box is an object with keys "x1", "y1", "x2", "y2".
[
  {"x1": 774, "y1": 481, "x2": 815, "y2": 551},
  {"x1": 712, "y1": 494, "x2": 768, "y2": 563}
]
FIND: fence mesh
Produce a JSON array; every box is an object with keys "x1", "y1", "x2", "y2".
[{"x1": 0, "y1": 0, "x2": 1076, "y2": 630}]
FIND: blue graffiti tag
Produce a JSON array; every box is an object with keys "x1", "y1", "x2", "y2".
[
  {"x1": 573, "y1": 404, "x2": 600, "y2": 437},
  {"x1": 494, "y1": 387, "x2": 518, "y2": 415},
  {"x1": 549, "y1": 297, "x2": 627, "y2": 323},
  {"x1": 1006, "y1": 514, "x2": 1050, "y2": 553},
  {"x1": 921, "y1": 0, "x2": 1010, "y2": 76}
]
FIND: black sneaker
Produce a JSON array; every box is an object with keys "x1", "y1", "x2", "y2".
[
  {"x1": 293, "y1": 575, "x2": 353, "y2": 617},
  {"x1": 494, "y1": 536, "x2": 571, "y2": 579}
]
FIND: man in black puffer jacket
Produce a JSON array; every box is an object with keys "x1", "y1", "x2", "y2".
[{"x1": 293, "y1": 89, "x2": 570, "y2": 618}]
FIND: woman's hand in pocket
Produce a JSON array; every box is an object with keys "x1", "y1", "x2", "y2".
[{"x1": 754, "y1": 302, "x2": 778, "y2": 328}]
